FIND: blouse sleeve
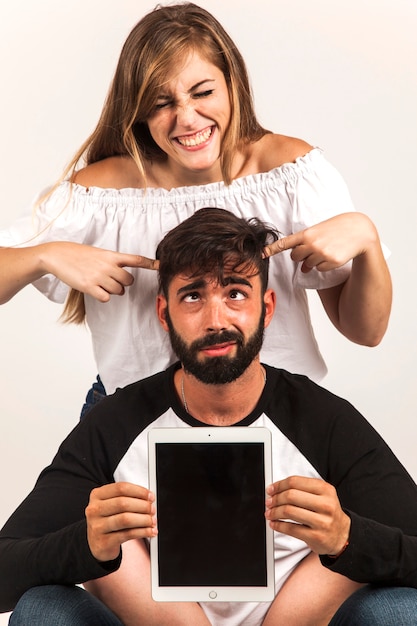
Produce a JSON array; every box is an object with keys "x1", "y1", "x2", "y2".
[
  {"x1": 285, "y1": 150, "x2": 355, "y2": 291},
  {"x1": 0, "y1": 183, "x2": 94, "y2": 303}
]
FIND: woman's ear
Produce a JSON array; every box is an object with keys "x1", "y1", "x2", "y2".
[{"x1": 156, "y1": 294, "x2": 169, "y2": 332}]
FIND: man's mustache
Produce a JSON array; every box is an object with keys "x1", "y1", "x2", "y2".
[{"x1": 191, "y1": 330, "x2": 244, "y2": 351}]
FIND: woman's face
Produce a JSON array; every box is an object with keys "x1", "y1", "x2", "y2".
[{"x1": 146, "y1": 50, "x2": 231, "y2": 182}]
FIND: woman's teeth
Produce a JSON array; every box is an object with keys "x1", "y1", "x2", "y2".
[{"x1": 177, "y1": 127, "x2": 212, "y2": 147}]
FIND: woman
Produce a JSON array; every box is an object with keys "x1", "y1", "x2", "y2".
[{"x1": 0, "y1": 2, "x2": 391, "y2": 414}]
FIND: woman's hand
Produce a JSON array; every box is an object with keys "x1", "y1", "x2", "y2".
[
  {"x1": 264, "y1": 212, "x2": 378, "y2": 273},
  {"x1": 263, "y1": 212, "x2": 392, "y2": 346},
  {"x1": 41, "y1": 242, "x2": 159, "y2": 302},
  {"x1": 0, "y1": 241, "x2": 159, "y2": 304}
]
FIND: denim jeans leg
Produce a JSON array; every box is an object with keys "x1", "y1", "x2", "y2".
[
  {"x1": 80, "y1": 375, "x2": 107, "y2": 419},
  {"x1": 9, "y1": 585, "x2": 123, "y2": 626},
  {"x1": 329, "y1": 585, "x2": 417, "y2": 626}
]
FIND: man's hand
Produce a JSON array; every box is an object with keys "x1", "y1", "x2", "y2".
[
  {"x1": 85, "y1": 482, "x2": 157, "y2": 562},
  {"x1": 265, "y1": 476, "x2": 350, "y2": 556},
  {"x1": 263, "y1": 212, "x2": 378, "y2": 273}
]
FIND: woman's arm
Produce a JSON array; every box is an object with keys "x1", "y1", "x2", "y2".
[
  {"x1": 316, "y1": 213, "x2": 392, "y2": 345},
  {"x1": 264, "y1": 212, "x2": 392, "y2": 346},
  {"x1": 0, "y1": 243, "x2": 158, "y2": 305},
  {"x1": 0, "y1": 244, "x2": 51, "y2": 304},
  {"x1": 318, "y1": 237, "x2": 391, "y2": 346}
]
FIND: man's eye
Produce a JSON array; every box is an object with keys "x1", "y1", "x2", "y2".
[
  {"x1": 229, "y1": 290, "x2": 246, "y2": 300},
  {"x1": 183, "y1": 293, "x2": 200, "y2": 303}
]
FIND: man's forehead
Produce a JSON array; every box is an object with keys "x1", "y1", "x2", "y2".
[{"x1": 172, "y1": 267, "x2": 260, "y2": 291}]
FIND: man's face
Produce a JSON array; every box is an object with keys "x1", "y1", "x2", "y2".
[{"x1": 157, "y1": 267, "x2": 275, "y2": 384}]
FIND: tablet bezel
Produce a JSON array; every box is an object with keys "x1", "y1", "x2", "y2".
[{"x1": 148, "y1": 426, "x2": 275, "y2": 602}]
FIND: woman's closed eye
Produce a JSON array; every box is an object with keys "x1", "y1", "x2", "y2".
[
  {"x1": 155, "y1": 99, "x2": 173, "y2": 111},
  {"x1": 193, "y1": 89, "x2": 214, "y2": 99}
]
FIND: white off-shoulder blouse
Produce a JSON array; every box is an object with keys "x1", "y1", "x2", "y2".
[{"x1": 0, "y1": 149, "x2": 355, "y2": 393}]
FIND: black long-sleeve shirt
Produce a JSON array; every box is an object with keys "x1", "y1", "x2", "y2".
[{"x1": 1, "y1": 364, "x2": 417, "y2": 613}]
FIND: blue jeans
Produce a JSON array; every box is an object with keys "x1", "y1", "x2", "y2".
[
  {"x1": 329, "y1": 585, "x2": 417, "y2": 625},
  {"x1": 9, "y1": 585, "x2": 123, "y2": 626},
  {"x1": 8, "y1": 584, "x2": 417, "y2": 625},
  {"x1": 80, "y1": 375, "x2": 107, "y2": 419}
]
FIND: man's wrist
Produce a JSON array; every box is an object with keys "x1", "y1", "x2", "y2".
[{"x1": 327, "y1": 539, "x2": 349, "y2": 559}]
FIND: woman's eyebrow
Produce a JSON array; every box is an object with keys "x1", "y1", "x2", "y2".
[
  {"x1": 157, "y1": 79, "x2": 215, "y2": 100},
  {"x1": 188, "y1": 79, "x2": 215, "y2": 92}
]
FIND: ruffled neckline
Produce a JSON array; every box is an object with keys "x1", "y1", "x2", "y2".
[{"x1": 62, "y1": 147, "x2": 323, "y2": 200}]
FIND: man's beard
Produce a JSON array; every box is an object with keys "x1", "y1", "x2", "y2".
[{"x1": 165, "y1": 307, "x2": 265, "y2": 385}]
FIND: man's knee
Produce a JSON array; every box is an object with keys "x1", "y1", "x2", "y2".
[
  {"x1": 9, "y1": 585, "x2": 123, "y2": 626},
  {"x1": 329, "y1": 585, "x2": 417, "y2": 626}
]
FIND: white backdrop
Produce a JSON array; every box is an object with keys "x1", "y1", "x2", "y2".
[{"x1": 1, "y1": 0, "x2": 416, "y2": 621}]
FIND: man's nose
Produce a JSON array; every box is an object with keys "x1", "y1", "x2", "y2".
[{"x1": 204, "y1": 299, "x2": 228, "y2": 332}]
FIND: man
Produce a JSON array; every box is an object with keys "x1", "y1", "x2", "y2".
[{"x1": 1, "y1": 208, "x2": 416, "y2": 626}]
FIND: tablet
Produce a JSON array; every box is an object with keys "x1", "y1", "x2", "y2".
[{"x1": 148, "y1": 426, "x2": 274, "y2": 602}]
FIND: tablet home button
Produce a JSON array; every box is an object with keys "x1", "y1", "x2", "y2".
[{"x1": 209, "y1": 591, "x2": 217, "y2": 599}]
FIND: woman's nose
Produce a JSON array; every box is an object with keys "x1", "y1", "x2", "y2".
[{"x1": 175, "y1": 101, "x2": 197, "y2": 126}]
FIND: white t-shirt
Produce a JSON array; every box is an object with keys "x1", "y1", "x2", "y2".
[{"x1": 0, "y1": 148, "x2": 355, "y2": 393}]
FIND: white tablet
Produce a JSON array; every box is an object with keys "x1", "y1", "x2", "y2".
[{"x1": 148, "y1": 426, "x2": 274, "y2": 602}]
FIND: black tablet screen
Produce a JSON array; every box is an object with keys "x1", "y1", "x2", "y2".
[{"x1": 155, "y1": 441, "x2": 267, "y2": 587}]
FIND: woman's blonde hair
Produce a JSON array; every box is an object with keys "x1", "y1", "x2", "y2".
[{"x1": 62, "y1": 2, "x2": 269, "y2": 324}]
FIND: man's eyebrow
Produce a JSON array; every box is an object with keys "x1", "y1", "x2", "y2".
[
  {"x1": 176, "y1": 275, "x2": 253, "y2": 296},
  {"x1": 222, "y1": 276, "x2": 253, "y2": 288},
  {"x1": 176, "y1": 279, "x2": 207, "y2": 296}
]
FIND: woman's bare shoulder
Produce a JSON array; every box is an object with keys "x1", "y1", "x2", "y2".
[
  {"x1": 72, "y1": 156, "x2": 142, "y2": 189},
  {"x1": 254, "y1": 133, "x2": 314, "y2": 171}
]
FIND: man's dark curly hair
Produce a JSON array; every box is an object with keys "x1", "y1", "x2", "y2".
[{"x1": 156, "y1": 208, "x2": 279, "y2": 297}]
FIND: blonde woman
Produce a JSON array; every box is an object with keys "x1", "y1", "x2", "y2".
[{"x1": 0, "y1": 2, "x2": 391, "y2": 415}]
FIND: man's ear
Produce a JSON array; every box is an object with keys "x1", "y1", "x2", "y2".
[
  {"x1": 263, "y1": 289, "x2": 276, "y2": 329},
  {"x1": 156, "y1": 294, "x2": 170, "y2": 332}
]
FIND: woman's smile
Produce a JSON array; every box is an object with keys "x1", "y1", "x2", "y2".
[{"x1": 175, "y1": 126, "x2": 214, "y2": 149}]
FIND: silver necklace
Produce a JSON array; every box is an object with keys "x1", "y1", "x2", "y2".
[
  {"x1": 181, "y1": 374, "x2": 189, "y2": 413},
  {"x1": 181, "y1": 367, "x2": 267, "y2": 414}
]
